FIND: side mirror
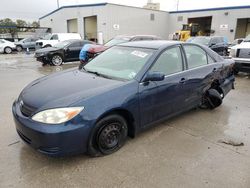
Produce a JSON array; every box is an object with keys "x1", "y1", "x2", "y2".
[
  {"x1": 144, "y1": 72, "x2": 165, "y2": 82},
  {"x1": 64, "y1": 47, "x2": 69, "y2": 52}
]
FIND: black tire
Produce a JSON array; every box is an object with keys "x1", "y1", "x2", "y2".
[
  {"x1": 88, "y1": 114, "x2": 128, "y2": 156},
  {"x1": 4, "y1": 47, "x2": 12, "y2": 54},
  {"x1": 16, "y1": 45, "x2": 23, "y2": 52},
  {"x1": 205, "y1": 89, "x2": 223, "y2": 109},
  {"x1": 51, "y1": 54, "x2": 63, "y2": 66}
]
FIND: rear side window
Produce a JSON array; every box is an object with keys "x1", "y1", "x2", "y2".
[
  {"x1": 150, "y1": 46, "x2": 183, "y2": 75},
  {"x1": 184, "y1": 45, "x2": 208, "y2": 69},
  {"x1": 207, "y1": 55, "x2": 215, "y2": 63},
  {"x1": 69, "y1": 42, "x2": 81, "y2": 48}
]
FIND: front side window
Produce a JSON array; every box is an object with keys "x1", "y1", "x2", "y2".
[
  {"x1": 184, "y1": 45, "x2": 208, "y2": 69},
  {"x1": 84, "y1": 46, "x2": 155, "y2": 80},
  {"x1": 51, "y1": 34, "x2": 58, "y2": 40},
  {"x1": 150, "y1": 46, "x2": 183, "y2": 75}
]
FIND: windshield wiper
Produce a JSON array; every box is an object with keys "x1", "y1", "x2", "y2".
[{"x1": 84, "y1": 69, "x2": 113, "y2": 79}]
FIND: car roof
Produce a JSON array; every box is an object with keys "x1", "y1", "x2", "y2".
[
  {"x1": 115, "y1": 35, "x2": 160, "y2": 39},
  {"x1": 118, "y1": 40, "x2": 182, "y2": 49},
  {"x1": 63, "y1": 39, "x2": 91, "y2": 43}
]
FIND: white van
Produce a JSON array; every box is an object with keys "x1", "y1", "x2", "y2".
[{"x1": 36, "y1": 33, "x2": 81, "y2": 49}]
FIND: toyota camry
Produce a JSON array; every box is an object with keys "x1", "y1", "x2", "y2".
[{"x1": 12, "y1": 41, "x2": 235, "y2": 156}]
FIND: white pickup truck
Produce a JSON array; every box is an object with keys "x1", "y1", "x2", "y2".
[
  {"x1": 36, "y1": 33, "x2": 81, "y2": 49},
  {"x1": 230, "y1": 35, "x2": 250, "y2": 74}
]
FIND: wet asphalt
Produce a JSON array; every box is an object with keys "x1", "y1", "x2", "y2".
[{"x1": 0, "y1": 52, "x2": 250, "y2": 188}]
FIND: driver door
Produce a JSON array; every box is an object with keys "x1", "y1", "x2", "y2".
[{"x1": 139, "y1": 46, "x2": 188, "y2": 128}]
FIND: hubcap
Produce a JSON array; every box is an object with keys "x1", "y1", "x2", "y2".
[
  {"x1": 52, "y1": 56, "x2": 62, "y2": 65},
  {"x1": 5, "y1": 48, "x2": 11, "y2": 54}
]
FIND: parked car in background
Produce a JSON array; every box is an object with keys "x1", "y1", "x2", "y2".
[
  {"x1": 189, "y1": 36, "x2": 228, "y2": 56},
  {"x1": 0, "y1": 39, "x2": 16, "y2": 54},
  {"x1": 35, "y1": 39, "x2": 93, "y2": 66},
  {"x1": 227, "y1": 38, "x2": 244, "y2": 54},
  {"x1": 35, "y1": 33, "x2": 82, "y2": 49},
  {"x1": 15, "y1": 37, "x2": 39, "y2": 52},
  {"x1": 230, "y1": 35, "x2": 250, "y2": 74},
  {"x1": 13, "y1": 41, "x2": 235, "y2": 156},
  {"x1": 86, "y1": 35, "x2": 161, "y2": 60}
]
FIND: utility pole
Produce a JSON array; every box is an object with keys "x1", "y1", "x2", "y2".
[
  {"x1": 176, "y1": 0, "x2": 179, "y2": 11},
  {"x1": 57, "y1": 0, "x2": 60, "y2": 8}
]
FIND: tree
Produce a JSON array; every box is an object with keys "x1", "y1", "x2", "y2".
[
  {"x1": 16, "y1": 19, "x2": 27, "y2": 31},
  {"x1": 31, "y1": 21, "x2": 40, "y2": 32},
  {"x1": 0, "y1": 18, "x2": 17, "y2": 38}
]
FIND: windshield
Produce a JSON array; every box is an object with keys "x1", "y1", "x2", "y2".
[
  {"x1": 53, "y1": 41, "x2": 71, "y2": 48},
  {"x1": 104, "y1": 37, "x2": 131, "y2": 47},
  {"x1": 84, "y1": 46, "x2": 155, "y2": 80},
  {"x1": 244, "y1": 35, "x2": 250, "y2": 42},
  {"x1": 190, "y1": 37, "x2": 210, "y2": 45},
  {"x1": 43, "y1": 34, "x2": 52, "y2": 40}
]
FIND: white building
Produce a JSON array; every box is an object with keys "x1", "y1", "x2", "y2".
[{"x1": 39, "y1": 3, "x2": 250, "y2": 43}]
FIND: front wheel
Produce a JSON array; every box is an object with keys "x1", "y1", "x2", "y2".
[
  {"x1": 51, "y1": 54, "x2": 63, "y2": 66},
  {"x1": 88, "y1": 114, "x2": 128, "y2": 156},
  {"x1": 4, "y1": 47, "x2": 12, "y2": 54},
  {"x1": 16, "y1": 45, "x2": 23, "y2": 52}
]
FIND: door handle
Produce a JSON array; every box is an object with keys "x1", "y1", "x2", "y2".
[{"x1": 179, "y1": 78, "x2": 186, "y2": 84}]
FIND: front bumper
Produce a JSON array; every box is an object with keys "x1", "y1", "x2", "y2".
[
  {"x1": 12, "y1": 100, "x2": 92, "y2": 156},
  {"x1": 36, "y1": 56, "x2": 50, "y2": 63}
]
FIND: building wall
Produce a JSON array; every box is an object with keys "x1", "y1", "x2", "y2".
[
  {"x1": 168, "y1": 8, "x2": 250, "y2": 41},
  {"x1": 101, "y1": 4, "x2": 169, "y2": 42},
  {"x1": 39, "y1": 4, "x2": 169, "y2": 43}
]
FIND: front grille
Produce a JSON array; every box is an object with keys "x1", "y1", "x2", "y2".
[
  {"x1": 236, "y1": 49, "x2": 240, "y2": 57},
  {"x1": 20, "y1": 102, "x2": 35, "y2": 117},
  {"x1": 36, "y1": 42, "x2": 43, "y2": 46}
]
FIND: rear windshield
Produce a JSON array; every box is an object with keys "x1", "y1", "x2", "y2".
[{"x1": 190, "y1": 37, "x2": 210, "y2": 46}]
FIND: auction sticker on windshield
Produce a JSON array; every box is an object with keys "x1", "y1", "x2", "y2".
[{"x1": 131, "y1": 50, "x2": 148, "y2": 58}]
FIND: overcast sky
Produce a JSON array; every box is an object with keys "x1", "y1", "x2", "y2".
[{"x1": 1, "y1": 0, "x2": 250, "y2": 21}]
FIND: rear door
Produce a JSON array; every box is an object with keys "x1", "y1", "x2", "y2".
[
  {"x1": 181, "y1": 44, "x2": 223, "y2": 106},
  {"x1": 139, "y1": 45, "x2": 189, "y2": 127}
]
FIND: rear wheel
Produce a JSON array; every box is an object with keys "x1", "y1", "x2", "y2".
[
  {"x1": 88, "y1": 114, "x2": 128, "y2": 156},
  {"x1": 51, "y1": 54, "x2": 63, "y2": 66},
  {"x1": 16, "y1": 45, "x2": 23, "y2": 52},
  {"x1": 4, "y1": 47, "x2": 12, "y2": 54},
  {"x1": 203, "y1": 89, "x2": 223, "y2": 109}
]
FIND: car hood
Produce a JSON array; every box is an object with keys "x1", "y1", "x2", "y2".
[
  {"x1": 231, "y1": 42, "x2": 250, "y2": 49},
  {"x1": 35, "y1": 47, "x2": 60, "y2": 54},
  {"x1": 20, "y1": 69, "x2": 125, "y2": 112}
]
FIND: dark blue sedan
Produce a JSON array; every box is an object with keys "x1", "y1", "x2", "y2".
[{"x1": 12, "y1": 41, "x2": 235, "y2": 156}]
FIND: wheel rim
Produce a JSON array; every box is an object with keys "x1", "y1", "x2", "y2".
[
  {"x1": 52, "y1": 55, "x2": 62, "y2": 66},
  {"x1": 98, "y1": 122, "x2": 123, "y2": 152},
  {"x1": 5, "y1": 47, "x2": 11, "y2": 54}
]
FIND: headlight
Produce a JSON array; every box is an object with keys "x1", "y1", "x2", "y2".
[
  {"x1": 32, "y1": 107, "x2": 84, "y2": 124},
  {"x1": 230, "y1": 49, "x2": 236, "y2": 57}
]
